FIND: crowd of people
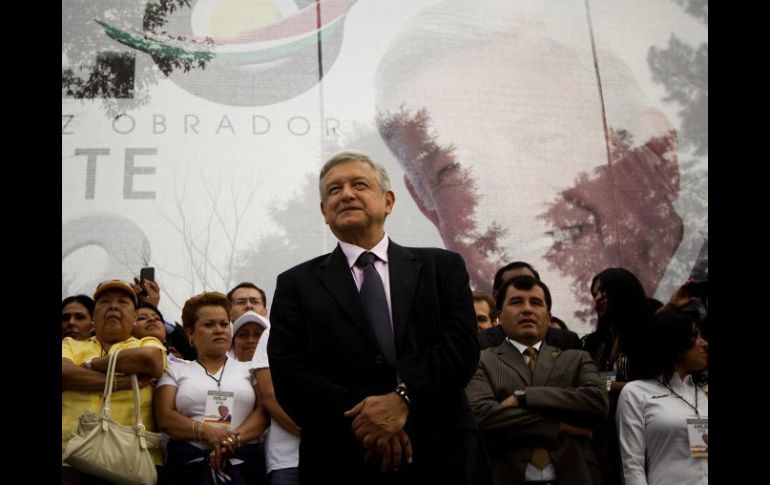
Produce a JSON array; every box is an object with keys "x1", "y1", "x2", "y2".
[{"x1": 62, "y1": 150, "x2": 707, "y2": 485}]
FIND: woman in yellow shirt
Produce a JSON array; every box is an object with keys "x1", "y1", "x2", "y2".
[{"x1": 62, "y1": 280, "x2": 167, "y2": 484}]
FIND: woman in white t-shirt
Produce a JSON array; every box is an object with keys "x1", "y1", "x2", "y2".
[{"x1": 155, "y1": 291, "x2": 268, "y2": 484}]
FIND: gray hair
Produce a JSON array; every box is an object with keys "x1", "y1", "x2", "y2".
[{"x1": 318, "y1": 149, "x2": 391, "y2": 199}]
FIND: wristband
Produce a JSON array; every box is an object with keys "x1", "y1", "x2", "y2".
[{"x1": 395, "y1": 383, "x2": 411, "y2": 406}]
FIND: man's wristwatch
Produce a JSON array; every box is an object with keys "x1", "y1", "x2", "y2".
[
  {"x1": 395, "y1": 383, "x2": 412, "y2": 407},
  {"x1": 513, "y1": 389, "x2": 527, "y2": 407},
  {"x1": 84, "y1": 358, "x2": 94, "y2": 370}
]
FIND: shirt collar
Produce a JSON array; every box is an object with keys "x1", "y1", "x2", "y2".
[
  {"x1": 339, "y1": 233, "x2": 389, "y2": 269},
  {"x1": 507, "y1": 338, "x2": 543, "y2": 355},
  {"x1": 664, "y1": 371, "x2": 694, "y2": 391}
]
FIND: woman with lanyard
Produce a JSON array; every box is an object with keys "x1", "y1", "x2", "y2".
[
  {"x1": 155, "y1": 291, "x2": 268, "y2": 484},
  {"x1": 616, "y1": 310, "x2": 708, "y2": 485}
]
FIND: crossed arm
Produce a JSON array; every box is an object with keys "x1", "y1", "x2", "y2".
[
  {"x1": 466, "y1": 352, "x2": 608, "y2": 447},
  {"x1": 62, "y1": 345, "x2": 165, "y2": 392}
]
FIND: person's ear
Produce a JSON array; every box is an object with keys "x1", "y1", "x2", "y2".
[{"x1": 384, "y1": 190, "x2": 395, "y2": 216}]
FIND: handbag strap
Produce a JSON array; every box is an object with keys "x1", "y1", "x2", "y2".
[
  {"x1": 99, "y1": 348, "x2": 121, "y2": 419},
  {"x1": 98, "y1": 348, "x2": 150, "y2": 438},
  {"x1": 130, "y1": 374, "x2": 148, "y2": 432}
]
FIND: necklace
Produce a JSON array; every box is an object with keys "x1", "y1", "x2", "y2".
[
  {"x1": 655, "y1": 377, "x2": 701, "y2": 417},
  {"x1": 197, "y1": 357, "x2": 228, "y2": 389}
]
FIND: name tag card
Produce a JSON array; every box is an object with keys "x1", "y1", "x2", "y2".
[
  {"x1": 687, "y1": 418, "x2": 708, "y2": 458},
  {"x1": 204, "y1": 390, "x2": 235, "y2": 428}
]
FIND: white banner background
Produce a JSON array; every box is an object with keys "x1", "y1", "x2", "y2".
[{"x1": 62, "y1": 0, "x2": 708, "y2": 335}]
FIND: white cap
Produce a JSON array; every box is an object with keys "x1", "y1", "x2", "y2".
[{"x1": 232, "y1": 310, "x2": 270, "y2": 337}]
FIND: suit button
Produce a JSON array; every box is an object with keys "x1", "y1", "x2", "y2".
[{"x1": 375, "y1": 354, "x2": 385, "y2": 364}]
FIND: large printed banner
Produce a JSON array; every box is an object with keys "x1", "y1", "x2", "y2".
[{"x1": 62, "y1": 0, "x2": 708, "y2": 335}]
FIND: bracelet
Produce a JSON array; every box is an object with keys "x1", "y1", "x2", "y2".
[
  {"x1": 113, "y1": 375, "x2": 118, "y2": 391},
  {"x1": 192, "y1": 421, "x2": 198, "y2": 440}
]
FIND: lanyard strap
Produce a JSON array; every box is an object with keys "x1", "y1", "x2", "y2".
[
  {"x1": 656, "y1": 377, "x2": 701, "y2": 417},
  {"x1": 197, "y1": 357, "x2": 228, "y2": 389}
]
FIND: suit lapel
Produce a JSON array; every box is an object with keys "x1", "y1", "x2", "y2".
[
  {"x1": 317, "y1": 245, "x2": 379, "y2": 347},
  {"x1": 496, "y1": 342, "x2": 532, "y2": 386},
  {"x1": 387, "y1": 241, "x2": 421, "y2": 355},
  {"x1": 533, "y1": 344, "x2": 561, "y2": 386}
]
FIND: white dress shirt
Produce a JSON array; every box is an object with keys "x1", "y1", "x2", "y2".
[{"x1": 617, "y1": 373, "x2": 708, "y2": 485}]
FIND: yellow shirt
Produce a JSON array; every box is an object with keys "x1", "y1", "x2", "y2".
[{"x1": 62, "y1": 336, "x2": 167, "y2": 464}]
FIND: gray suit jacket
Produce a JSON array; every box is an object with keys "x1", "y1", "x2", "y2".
[{"x1": 466, "y1": 341, "x2": 608, "y2": 485}]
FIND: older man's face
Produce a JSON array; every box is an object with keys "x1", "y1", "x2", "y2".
[{"x1": 320, "y1": 160, "x2": 395, "y2": 244}]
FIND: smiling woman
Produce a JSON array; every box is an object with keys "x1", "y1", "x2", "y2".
[
  {"x1": 132, "y1": 302, "x2": 189, "y2": 361},
  {"x1": 229, "y1": 310, "x2": 270, "y2": 362},
  {"x1": 133, "y1": 303, "x2": 167, "y2": 342}
]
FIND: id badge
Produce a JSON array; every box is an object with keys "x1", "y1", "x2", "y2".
[
  {"x1": 686, "y1": 418, "x2": 708, "y2": 457},
  {"x1": 204, "y1": 390, "x2": 235, "y2": 428}
]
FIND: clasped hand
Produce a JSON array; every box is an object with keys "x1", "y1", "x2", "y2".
[{"x1": 344, "y1": 392, "x2": 413, "y2": 472}]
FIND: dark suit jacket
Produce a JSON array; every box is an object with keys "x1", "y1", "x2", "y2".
[
  {"x1": 268, "y1": 241, "x2": 490, "y2": 485},
  {"x1": 466, "y1": 342, "x2": 608, "y2": 485},
  {"x1": 478, "y1": 325, "x2": 581, "y2": 351}
]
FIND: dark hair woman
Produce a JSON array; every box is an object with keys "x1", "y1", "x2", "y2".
[
  {"x1": 580, "y1": 267, "x2": 651, "y2": 485},
  {"x1": 61, "y1": 294, "x2": 95, "y2": 340},
  {"x1": 616, "y1": 310, "x2": 708, "y2": 485}
]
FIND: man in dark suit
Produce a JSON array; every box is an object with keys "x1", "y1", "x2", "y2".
[
  {"x1": 268, "y1": 150, "x2": 490, "y2": 485},
  {"x1": 478, "y1": 262, "x2": 581, "y2": 351},
  {"x1": 466, "y1": 275, "x2": 608, "y2": 485}
]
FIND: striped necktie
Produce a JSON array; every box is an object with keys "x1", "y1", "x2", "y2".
[{"x1": 525, "y1": 347, "x2": 552, "y2": 469}]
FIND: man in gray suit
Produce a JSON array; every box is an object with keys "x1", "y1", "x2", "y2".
[{"x1": 466, "y1": 275, "x2": 608, "y2": 485}]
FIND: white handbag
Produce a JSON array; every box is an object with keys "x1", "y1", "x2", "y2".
[{"x1": 64, "y1": 348, "x2": 161, "y2": 484}]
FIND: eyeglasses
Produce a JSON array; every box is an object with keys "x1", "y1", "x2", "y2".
[{"x1": 232, "y1": 297, "x2": 264, "y2": 306}]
